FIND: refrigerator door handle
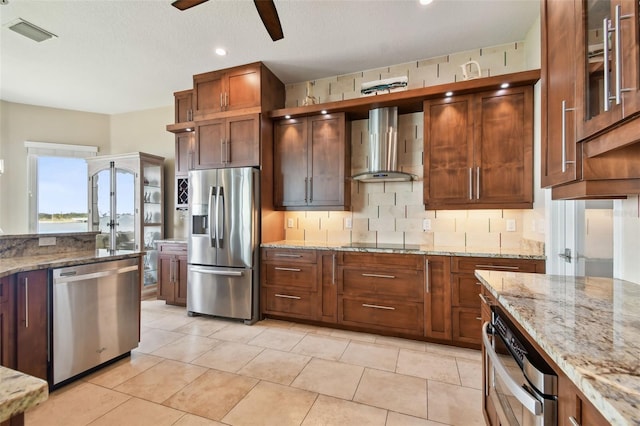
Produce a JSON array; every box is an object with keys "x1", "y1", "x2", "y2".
[
  {"x1": 208, "y1": 186, "x2": 216, "y2": 247},
  {"x1": 217, "y1": 186, "x2": 225, "y2": 249},
  {"x1": 190, "y1": 266, "x2": 243, "y2": 277}
]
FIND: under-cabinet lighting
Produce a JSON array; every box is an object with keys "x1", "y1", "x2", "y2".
[
  {"x1": 445, "y1": 91, "x2": 453, "y2": 97},
  {"x1": 321, "y1": 110, "x2": 328, "y2": 114},
  {"x1": 185, "y1": 128, "x2": 192, "y2": 132},
  {"x1": 285, "y1": 115, "x2": 291, "y2": 119},
  {"x1": 500, "y1": 83, "x2": 509, "y2": 89}
]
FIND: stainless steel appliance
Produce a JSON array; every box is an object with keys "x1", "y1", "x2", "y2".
[
  {"x1": 187, "y1": 167, "x2": 259, "y2": 324},
  {"x1": 51, "y1": 258, "x2": 140, "y2": 386},
  {"x1": 483, "y1": 306, "x2": 557, "y2": 426}
]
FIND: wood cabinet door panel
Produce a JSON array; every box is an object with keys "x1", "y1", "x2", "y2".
[
  {"x1": 340, "y1": 297, "x2": 424, "y2": 335},
  {"x1": 308, "y1": 114, "x2": 346, "y2": 206},
  {"x1": 274, "y1": 118, "x2": 308, "y2": 207},
  {"x1": 320, "y1": 251, "x2": 338, "y2": 323},
  {"x1": 424, "y1": 96, "x2": 474, "y2": 207},
  {"x1": 0, "y1": 276, "x2": 15, "y2": 368},
  {"x1": 176, "y1": 255, "x2": 188, "y2": 305},
  {"x1": 452, "y1": 307, "x2": 482, "y2": 345},
  {"x1": 452, "y1": 257, "x2": 544, "y2": 273},
  {"x1": 340, "y1": 252, "x2": 423, "y2": 269},
  {"x1": 16, "y1": 270, "x2": 47, "y2": 381},
  {"x1": 263, "y1": 287, "x2": 318, "y2": 320},
  {"x1": 174, "y1": 90, "x2": 193, "y2": 123},
  {"x1": 175, "y1": 132, "x2": 193, "y2": 176},
  {"x1": 475, "y1": 88, "x2": 533, "y2": 205},
  {"x1": 226, "y1": 65, "x2": 261, "y2": 110},
  {"x1": 227, "y1": 115, "x2": 259, "y2": 167},
  {"x1": 263, "y1": 264, "x2": 317, "y2": 290},
  {"x1": 452, "y1": 275, "x2": 483, "y2": 308},
  {"x1": 424, "y1": 255, "x2": 451, "y2": 340},
  {"x1": 195, "y1": 119, "x2": 225, "y2": 169},
  {"x1": 193, "y1": 71, "x2": 224, "y2": 116},
  {"x1": 619, "y1": 0, "x2": 640, "y2": 119},
  {"x1": 340, "y1": 268, "x2": 423, "y2": 301},
  {"x1": 157, "y1": 255, "x2": 173, "y2": 302},
  {"x1": 263, "y1": 248, "x2": 317, "y2": 263}
]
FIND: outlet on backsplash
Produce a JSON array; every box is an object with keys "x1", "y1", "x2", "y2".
[{"x1": 39, "y1": 236, "x2": 56, "y2": 246}]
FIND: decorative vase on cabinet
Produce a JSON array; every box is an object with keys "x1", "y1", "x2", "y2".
[{"x1": 86, "y1": 152, "x2": 165, "y2": 291}]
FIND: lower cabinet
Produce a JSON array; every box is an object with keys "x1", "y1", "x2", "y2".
[
  {"x1": 558, "y1": 375, "x2": 609, "y2": 426},
  {"x1": 157, "y1": 242, "x2": 188, "y2": 306},
  {"x1": 16, "y1": 270, "x2": 48, "y2": 381},
  {"x1": 424, "y1": 255, "x2": 451, "y2": 340},
  {"x1": 0, "y1": 275, "x2": 15, "y2": 368},
  {"x1": 318, "y1": 251, "x2": 338, "y2": 323}
]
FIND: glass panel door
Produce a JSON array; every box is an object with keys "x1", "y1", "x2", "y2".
[
  {"x1": 91, "y1": 169, "x2": 111, "y2": 249},
  {"x1": 585, "y1": 0, "x2": 613, "y2": 120},
  {"x1": 115, "y1": 168, "x2": 135, "y2": 251}
]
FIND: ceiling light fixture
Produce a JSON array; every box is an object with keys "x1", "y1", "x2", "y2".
[
  {"x1": 5, "y1": 18, "x2": 57, "y2": 42},
  {"x1": 215, "y1": 48, "x2": 227, "y2": 56},
  {"x1": 419, "y1": 0, "x2": 434, "y2": 5}
]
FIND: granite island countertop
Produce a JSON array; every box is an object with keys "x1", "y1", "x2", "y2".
[
  {"x1": 0, "y1": 249, "x2": 144, "y2": 278},
  {"x1": 0, "y1": 366, "x2": 48, "y2": 422},
  {"x1": 262, "y1": 240, "x2": 546, "y2": 260},
  {"x1": 475, "y1": 270, "x2": 640, "y2": 426}
]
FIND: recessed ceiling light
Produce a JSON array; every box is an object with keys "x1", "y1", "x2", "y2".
[
  {"x1": 500, "y1": 83, "x2": 510, "y2": 89},
  {"x1": 215, "y1": 48, "x2": 227, "y2": 56},
  {"x1": 5, "y1": 18, "x2": 57, "y2": 42},
  {"x1": 419, "y1": 0, "x2": 434, "y2": 5}
]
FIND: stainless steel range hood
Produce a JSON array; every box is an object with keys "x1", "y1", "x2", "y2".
[{"x1": 352, "y1": 107, "x2": 414, "y2": 182}]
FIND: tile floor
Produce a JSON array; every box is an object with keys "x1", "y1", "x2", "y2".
[{"x1": 26, "y1": 300, "x2": 485, "y2": 426}]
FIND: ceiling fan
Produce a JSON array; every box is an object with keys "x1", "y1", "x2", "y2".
[{"x1": 171, "y1": 0, "x2": 284, "y2": 41}]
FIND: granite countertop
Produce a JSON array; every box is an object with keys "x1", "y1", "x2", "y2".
[
  {"x1": 0, "y1": 367, "x2": 48, "y2": 422},
  {"x1": 261, "y1": 240, "x2": 545, "y2": 260},
  {"x1": 155, "y1": 238, "x2": 187, "y2": 244},
  {"x1": 0, "y1": 249, "x2": 144, "y2": 278},
  {"x1": 475, "y1": 270, "x2": 640, "y2": 426}
]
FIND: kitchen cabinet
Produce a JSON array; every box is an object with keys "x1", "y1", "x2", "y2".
[
  {"x1": 174, "y1": 131, "x2": 193, "y2": 209},
  {"x1": 192, "y1": 62, "x2": 285, "y2": 118},
  {"x1": 174, "y1": 89, "x2": 194, "y2": 124},
  {"x1": 193, "y1": 114, "x2": 260, "y2": 169},
  {"x1": 318, "y1": 251, "x2": 338, "y2": 323},
  {"x1": 424, "y1": 255, "x2": 451, "y2": 340},
  {"x1": 15, "y1": 270, "x2": 47, "y2": 381},
  {"x1": 157, "y1": 242, "x2": 188, "y2": 306},
  {"x1": 558, "y1": 374, "x2": 609, "y2": 426},
  {"x1": 423, "y1": 86, "x2": 533, "y2": 210},
  {"x1": 338, "y1": 252, "x2": 424, "y2": 336},
  {"x1": 261, "y1": 248, "x2": 320, "y2": 321},
  {"x1": 274, "y1": 113, "x2": 350, "y2": 210},
  {"x1": 0, "y1": 275, "x2": 15, "y2": 369}
]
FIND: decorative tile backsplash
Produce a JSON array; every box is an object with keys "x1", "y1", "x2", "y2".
[{"x1": 282, "y1": 41, "x2": 544, "y2": 252}]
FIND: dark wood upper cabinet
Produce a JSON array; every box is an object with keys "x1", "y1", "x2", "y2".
[
  {"x1": 194, "y1": 114, "x2": 260, "y2": 169},
  {"x1": 174, "y1": 89, "x2": 193, "y2": 124},
  {"x1": 424, "y1": 86, "x2": 533, "y2": 210},
  {"x1": 274, "y1": 113, "x2": 350, "y2": 210}
]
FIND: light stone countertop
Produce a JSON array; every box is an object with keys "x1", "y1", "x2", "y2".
[
  {"x1": 0, "y1": 249, "x2": 144, "y2": 278},
  {"x1": 475, "y1": 270, "x2": 640, "y2": 426},
  {"x1": 0, "y1": 367, "x2": 48, "y2": 422},
  {"x1": 261, "y1": 240, "x2": 546, "y2": 260},
  {"x1": 155, "y1": 238, "x2": 187, "y2": 244}
]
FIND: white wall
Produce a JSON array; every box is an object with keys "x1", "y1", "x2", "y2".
[{"x1": 614, "y1": 196, "x2": 640, "y2": 282}]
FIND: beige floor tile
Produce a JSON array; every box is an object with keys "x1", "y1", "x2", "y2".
[
  {"x1": 238, "y1": 349, "x2": 311, "y2": 385},
  {"x1": 254, "y1": 318, "x2": 294, "y2": 329},
  {"x1": 210, "y1": 322, "x2": 266, "y2": 343},
  {"x1": 329, "y1": 328, "x2": 378, "y2": 342},
  {"x1": 386, "y1": 411, "x2": 450, "y2": 426},
  {"x1": 173, "y1": 318, "x2": 231, "y2": 336},
  {"x1": 374, "y1": 335, "x2": 427, "y2": 352},
  {"x1": 141, "y1": 310, "x2": 169, "y2": 326},
  {"x1": 340, "y1": 341, "x2": 399, "y2": 372},
  {"x1": 135, "y1": 328, "x2": 185, "y2": 354},
  {"x1": 427, "y1": 381, "x2": 484, "y2": 426},
  {"x1": 222, "y1": 381, "x2": 317, "y2": 426},
  {"x1": 151, "y1": 334, "x2": 220, "y2": 362},
  {"x1": 291, "y1": 334, "x2": 349, "y2": 361},
  {"x1": 26, "y1": 382, "x2": 130, "y2": 426},
  {"x1": 173, "y1": 414, "x2": 228, "y2": 425},
  {"x1": 354, "y1": 368, "x2": 427, "y2": 418},
  {"x1": 456, "y1": 358, "x2": 483, "y2": 390},
  {"x1": 247, "y1": 328, "x2": 306, "y2": 351},
  {"x1": 145, "y1": 313, "x2": 196, "y2": 331},
  {"x1": 86, "y1": 352, "x2": 164, "y2": 389},
  {"x1": 191, "y1": 341, "x2": 264, "y2": 373},
  {"x1": 114, "y1": 359, "x2": 207, "y2": 403},
  {"x1": 426, "y1": 342, "x2": 481, "y2": 362},
  {"x1": 164, "y1": 369, "x2": 258, "y2": 421},
  {"x1": 291, "y1": 358, "x2": 364, "y2": 400},
  {"x1": 87, "y1": 397, "x2": 184, "y2": 426},
  {"x1": 397, "y1": 349, "x2": 461, "y2": 385},
  {"x1": 302, "y1": 395, "x2": 387, "y2": 426}
]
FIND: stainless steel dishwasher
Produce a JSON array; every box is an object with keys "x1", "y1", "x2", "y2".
[{"x1": 51, "y1": 257, "x2": 140, "y2": 386}]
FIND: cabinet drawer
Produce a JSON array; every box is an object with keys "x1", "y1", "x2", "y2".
[
  {"x1": 339, "y1": 297, "x2": 424, "y2": 335},
  {"x1": 158, "y1": 242, "x2": 188, "y2": 255},
  {"x1": 340, "y1": 268, "x2": 423, "y2": 301},
  {"x1": 452, "y1": 256, "x2": 544, "y2": 274},
  {"x1": 263, "y1": 248, "x2": 317, "y2": 263},
  {"x1": 341, "y1": 252, "x2": 423, "y2": 269},
  {"x1": 263, "y1": 263, "x2": 317, "y2": 290},
  {"x1": 452, "y1": 307, "x2": 482, "y2": 345},
  {"x1": 263, "y1": 287, "x2": 318, "y2": 320},
  {"x1": 452, "y1": 274, "x2": 483, "y2": 308}
]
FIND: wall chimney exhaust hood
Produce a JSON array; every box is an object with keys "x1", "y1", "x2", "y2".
[{"x1": 352, "y1": 107, "x2": 414, "y2": 182}]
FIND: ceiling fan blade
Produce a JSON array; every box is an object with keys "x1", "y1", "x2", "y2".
[
  {"x1": 171, "y1": 0, "x2": 209, "y2": 11},
  {"x1": 254, "y1": 0, "x2": 284, "y2": 41}
]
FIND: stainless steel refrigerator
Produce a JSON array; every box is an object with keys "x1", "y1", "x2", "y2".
[{"x1": 187, "y1": 167, "x2": 259, "y2": 324}]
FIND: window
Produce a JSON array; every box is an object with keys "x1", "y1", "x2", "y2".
[{"x1": 25, "y1": 141, "x2": 98, "y2": 233}]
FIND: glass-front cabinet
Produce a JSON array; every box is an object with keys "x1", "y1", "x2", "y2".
[{"x1": 87, "y1": 152, "x2": 165, "y2": 288}]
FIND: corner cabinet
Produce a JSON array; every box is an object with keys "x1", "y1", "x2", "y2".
[
  {"x1": 274, "y1": 113, "x2": 350, "y2": 210},
  {"x1": 424, "y1": 86, "x2": 534, "y2": 210}
]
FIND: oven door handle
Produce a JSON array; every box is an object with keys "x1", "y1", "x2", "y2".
[{"x1": 482, "y1": 322, "x2": 543, "y2": 416}]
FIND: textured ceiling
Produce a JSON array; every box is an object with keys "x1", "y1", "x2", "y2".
[{"x1": 0, "y1": 0, "x2": 540, "y2": 115}]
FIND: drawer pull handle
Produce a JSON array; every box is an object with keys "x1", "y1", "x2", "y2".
[
  {"x1": 568, "y1": 417, "x2": 580, "y2": 426},
  {"x1": 474, "y1": 264, "x2": 519, "y2": 271},
  {"x1": 361, "y1": 273, "x2": 396, "y2": 279},
  {"x1": 275, "y1": 294, "x2": 301, "y2": 300},
  {"x1": 479, "y1": 294, "x2": 492, "y2": 305},
  {"x1": 475, "y1": 282, "x2": 482, "y2": 285},
  {"x1": 476, "y1": 317, "x2": 482, "y2": 321},
  {"x1": 275, "y1": 267, "x2": 302, "y2": 272},
  {"x1": 362, "y1": 303, "x2": 395, "y2": 310},
  {"x1": 274, "y1": 254, "x2": 303, "y2": 258}
]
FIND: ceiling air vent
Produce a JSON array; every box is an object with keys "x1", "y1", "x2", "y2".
[{"x1": 6, "y1": 18, "x2": 57, "y2": 42}]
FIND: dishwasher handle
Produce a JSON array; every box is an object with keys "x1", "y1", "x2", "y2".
[{"x1": 53, "y1": 264, "x2": 139, "y2": 284}]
